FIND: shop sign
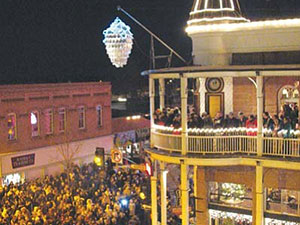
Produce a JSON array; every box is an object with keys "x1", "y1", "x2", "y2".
[{"x1": 11, "y1": 153, "x2": 35, "y2": 169}]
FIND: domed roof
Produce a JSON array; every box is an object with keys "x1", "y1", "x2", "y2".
[{"x1": 188, "y1": 0, "x2": 249, "y2": 26}]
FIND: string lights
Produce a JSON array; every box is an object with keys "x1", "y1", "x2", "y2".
[
  {"x1": 153, "y1": 124, "x2": 300, "y2": 137},
  {"x1": 103, "y1": 17, "x2": 133, "y2": 68},
  {"x1": 209, "y1": 209, "x2": 252, "y2": 223}
]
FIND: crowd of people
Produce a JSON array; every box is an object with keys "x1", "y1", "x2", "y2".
[
  {"x1": 0, "y1": 163, "x2": 151, "y2": 225},
  {"x1": 153, "y1": 103, "x2": 300, "y2": 138}
]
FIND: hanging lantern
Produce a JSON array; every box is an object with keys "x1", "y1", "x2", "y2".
[{"x1": 103, "y1": 17, "x2": 134, "y2": 68}]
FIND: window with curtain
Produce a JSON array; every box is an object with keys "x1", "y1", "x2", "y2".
[
  {"x1": 31, "y1": 111, "x2": 39, "y2": 137},
  {"x1": 8, "y1": 113, "x2": 17, "y2": 140}
]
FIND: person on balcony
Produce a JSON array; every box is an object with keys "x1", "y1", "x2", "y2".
[
  {"x1": 246, "y1": 115, "x2": 257, "y2": 136},
  {"x1": 201, "y1": 112, "x2": 213, "y2": 128},
  {"x1": 213, "y1": 112, "x2": 225, "y2": 128},
  {"x1": 282, "y1": 117, "x2": 292, "y2": 138},
  {"x1": 188, "y1": 113, "x2": 203, "y2": 128},
  {"x1": 225, "y1": 112, "x2": 239, "y2": 128},
  {"x1": 238, "y1": 111, "x2": 247, "y2": 127},
  {"x1": 272, "y1": 116, "x2": 283, "y2": 137},
  {"x1": 263, "y1": 112, "x2": 274, "y2": 130}
]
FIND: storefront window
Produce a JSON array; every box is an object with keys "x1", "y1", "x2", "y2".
[
  {"x1": 3, "y1": 173, "x2": 22, "y2": 186},
  {"x1": 266, "y1": 188, "x2": 300, "y2": 216},
  {"x1": 209, "y1": 182, "x2": 252, "y2": 209}
]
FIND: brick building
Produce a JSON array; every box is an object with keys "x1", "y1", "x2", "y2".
[{"x1": 0, "y1": 82, "x2": 113, "y2": 183}]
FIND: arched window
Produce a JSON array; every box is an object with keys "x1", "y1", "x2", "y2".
[{"x1": 278, "y1": 85, "x2": 299, "y2": 111}]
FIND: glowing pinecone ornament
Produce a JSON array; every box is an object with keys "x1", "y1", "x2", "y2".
[{"x1": 103, "y1": 17, "x2": 134, "y2": 68}]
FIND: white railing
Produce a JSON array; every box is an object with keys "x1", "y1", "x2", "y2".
[
  {"x1": 152, "y1": 132, "x2": 182, "y2": 152},
  {"x1": 188, "y1": 135, "x2": 257, "y2": 154},
  {"x1": 263, "y1": 137, "x2": 300, "y2": 157},
  {"x1": 152, "y1": 131, "x2": 300, "y2": 158}
]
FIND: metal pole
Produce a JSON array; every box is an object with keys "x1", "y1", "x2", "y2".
[{"x1": 117, "y1": 6, "x2": 188, "y2": 65}]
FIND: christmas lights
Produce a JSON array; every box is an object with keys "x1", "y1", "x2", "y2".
[
  {"x1": 103, "y1": 17, "x2": 133, "y2": 68},
  {"x1": 186, "y1": 18, "x2": 300, "y2": 34},
  {"x1": 209, "y1": 209, "x2": 252, "y2": 223}
]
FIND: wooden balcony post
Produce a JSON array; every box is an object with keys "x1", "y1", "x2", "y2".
[
  {"x1": 256, "y1": 73, "x2": 263, "y2": 156},
  {"x1": 159, "y1": 78, "x2": 165, "y2": 110},
  {"x1": 150, "y1": 77, "x2": 155, "y2": 148},
  {"x1": 181, "y1": 160, "x2": 189, "y2": 225},
  {"x1": 151, "y1": 160, "x2": 158, "y2": 225},
  {"x1": 181, "y1": 75, "x2": 188, "y2": 155},
  {"x1": 254, "y1": 163, "x2": 264, "y2": 225},
  {"x1": 160, "y1": 162, "x2": 168, "y2": 225}
]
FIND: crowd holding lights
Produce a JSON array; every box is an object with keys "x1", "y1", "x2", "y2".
[{"x1": 0, "y1": 163, "x2": 150, "y2": 224}]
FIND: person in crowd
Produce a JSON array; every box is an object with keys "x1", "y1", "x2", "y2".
[
  {"x1": 238, "y1": 111, "x2": 247, "y2": 127},
  {"x1": 246, "y1": 115, "x2": 257, "y2": 136},
  {"x1": 290, "y1": 103, "x2": 299, "y2": 129},
  {"x1": 0, "y1": 163, "x2": 149, "y2": 225},
  {"x1": 201, "y1": 112, "x2": 213, "y2": 128},
  {"x1": 272, "y1": 115, "x2": 283, "y2": 137},
  {"x1": 188, "y1": 113, "x2": 203, "y2": 128},
  {"x1": 213, "y1": 112, "x2": 225, "y2": 128},
  {"x1": 225, "y1": 112, "x2": 239, "y2": 128},
  {"x1": 263, "y1": 112, "x2": 274, "y2": 130},
  {"x1": 282, "y1": 117, "x2": 292, "y2": 138}
]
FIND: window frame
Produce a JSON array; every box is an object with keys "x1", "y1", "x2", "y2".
[
  {"x1": 44, "y1": 108, "x2": 54, "y2": 135},
  {"x1": 30, "y1": 110, "x2": 40, "y2": 137},
  {"x1": 96, "y1": 105, "x2": 103, "y2": 128},
  {"x1": 78, "y1": 106, "x2": 86, "y2": 129},
  {"x1": 7, "y1": 113, "x2": 17, "y2": 141},
  {"x1": 58, "y1": 108, "x2": 66, "y2": 132}
]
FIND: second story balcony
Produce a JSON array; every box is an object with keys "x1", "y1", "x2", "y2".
[{"x1": 144, "y1": 64, "x2": 300, "y2": 160}]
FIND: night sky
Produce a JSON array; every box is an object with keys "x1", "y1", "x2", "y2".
[{"x1": 0, "y1": 0, "x2": 300, "y2": 94}]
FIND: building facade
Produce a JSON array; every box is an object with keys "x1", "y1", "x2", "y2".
[
  {"x1": 144, "y1": 1, "x2": 300, "y2": 225},
  {"x1": 0, "y1": 82, "x2": 113, "y2": 184}
]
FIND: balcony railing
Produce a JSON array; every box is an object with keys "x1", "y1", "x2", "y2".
[{"x1": 152, "y1": 131, "x2": 300, "y2": 158}]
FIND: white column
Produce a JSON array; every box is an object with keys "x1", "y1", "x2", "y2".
[
  {"x1": 256, "y1": 73, "x2": 263, "y2": 156},
  {"x1": 150, "y1": 78, "x2": 155, "y2": 148},
  {"x1": 160, "y1": 162, "x2": 168, "y2": 225},
  {"x1": 181, "y1": 75, "x2": 188, "y2": 155},
  {"x1": 159, "y1": 78, "x2": 165, "y2": 110},
  {"x1": 181, "y1": 161, "x2": 189, "y2": 225}
]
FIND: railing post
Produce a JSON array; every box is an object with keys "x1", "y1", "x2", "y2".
[
  {"x1": 150, "y1": 77, "x2": 155, "y2": 148},
  {"x1": 181, "y1": 74, "x2": 188, "y2": 155},
  {"x1": 256, "y1": 73, "x2": 263, "y2": 156},
  {"x1": 159, "y1": 78, "x2": 165, "y2": 110},
  {"x1": 151, "y1": 159, "x2": 158, "y2": 225}
]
